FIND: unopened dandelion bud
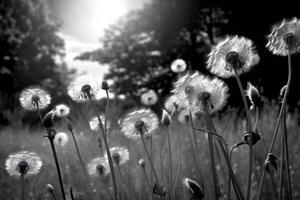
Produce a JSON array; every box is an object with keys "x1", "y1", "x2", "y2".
[
  {"x1": 280, "y1": 85, "x2": 287, "y2": 98},
  {"x1": 139, "y1": 159, "x2": 145, "y2": 168},
  {"x1": 183, "y1": 177, "x2": 204, "y2": 200},
  {"x1": 43, "y1": 110, "x2": 55, "y2": 128},
  {"x1": 265, "y1": 153, "x2": 278, "y2": 174},
  {"x1": 46, "y1": 184, "x2": 55, "y2": 193},
  {"x1": 101, "y1": 81, "x2": 109, "y2": 90},
  {"x1": 246, "y1": 82, "x2": 263, "y2": 108},
  {"x1": 161, "y1": 109, "x2": 171, "y2": 127}
]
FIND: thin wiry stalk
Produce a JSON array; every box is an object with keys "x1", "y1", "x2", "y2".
[
  {"x1": 141, "y1": 135, "x2": 160, "y2": 186},
  {"x1": 279, "y1": 120, "x2": 284, "y2": 200},
  {"x1": 233, "y1": 68, "x2": 253, "y2": 200},
  {"x1": 254, "y1": 107, "x2": 259, "y2": 130},
  {"x1": 228, "y1": 146, "x2": 236, "y2": 200},
  {"x1": 67, "y1": 123, "x2": 88, "y2": 178},
  {"x1": 21, "y1": 174, "x2": 25, "y2": 200},
  {"x1": 70, "y1": 186, "x2": 75, "y2": 200},
  {"x1": 257, "y1": 51, "x2": 292, "y2": 200},
  {"x1": 48, "y1": 136, "x2": 67, "y2": 200},
  {"x1": 172, "y1": 125, "x2": 183, "y2": 197},
  {"x1": 166, "y1": 127, "x2": 173, "y2": 198},
  {"x1": 116, "y1": 164, "x2": 125, "y2": 200},
  {"x1": 104, "y1": 90, "x2": 109, "y2": 133},
  {"x1": 203, "y1": 110, "x2": 245, "y2": 200},
  {"x1": 88, "y1": 95, "x2": 119, "y2": 200},
  {"x1": 36, "y1": 103, "x2": 43, "y2": 123},
  {"x1": 189, "y1": 111, "x2": 201, "y2": 163},
  {"x1": 283, "y1": 107, "x2": 293, "y2": 200},
  {"x1": 50, "y1": 192, "x2": 57, "y2": 200}
]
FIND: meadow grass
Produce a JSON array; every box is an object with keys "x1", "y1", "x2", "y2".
[{"x1": 1, "y1": 101, "x2": 299, "y2": 200}]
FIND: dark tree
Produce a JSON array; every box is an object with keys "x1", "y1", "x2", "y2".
[{"x1": 77, "y1": 0, "x2": 231, "y2": 103}]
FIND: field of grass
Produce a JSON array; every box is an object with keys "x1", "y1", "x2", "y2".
[{"x1": 0, "y1": 101, "x2": 300, "y2": 200}]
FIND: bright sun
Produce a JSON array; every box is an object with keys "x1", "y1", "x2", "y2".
[{"x1": 86, "y1": 0, "x2": 127, "y2": 38}]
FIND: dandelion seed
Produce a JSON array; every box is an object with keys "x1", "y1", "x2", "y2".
[
  {"x1": 173, "y1": 72, "x2": 228, "y2": 113},
  {"x1": 54, "y1": 132, "x2": 69, "y2": 147},
  {"x1": 19, "y1": 87, "x2": 51, "y2": 111},
  {"x1": 54, "y1": 104, "x2": 70, "y2": 117},
  {"x1": 183, "y1": 178, "x2": 204, "y2": 200},
  {"x1": 107, "y1": 146, "x2": 129, "y2": 166},
  {"x1": 68, "y1": 75, "x2": 102, "y2": 103},
  {"x1": 267, "y1": 18, "x2": 300, "y2": 56},
  {"x1": 89, "y1": 115, "x2": 110, "y2": 131},
  {"x1": 207, "y1": 36, "x2": 259, "y2": 78},
  {"x1": 141, "y1": 89, "x2": 158, "y2": 106},
  {"x1": 170, "y1": 59, "x2": 187, "y2": 73},
  {"x1": 121, "y1": 109, "x2": 159, "y2": 140},
  {"x1": 5, "y1": 151, "x2": 43, "y2": 177},
  {"x1": 87, "y1": 157, "x2": 110, "y2": 177}
]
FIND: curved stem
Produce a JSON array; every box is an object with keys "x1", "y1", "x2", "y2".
[
  {"x1": 279, "y1": 121, "x2": 284, "y2": 200},
  {"x1": 49, "y1": 136, "x2": 66, "y2": 200},
  {"x1": 50, "y1": 192, "x2": 57, "y2": 200},
  {"x1": 105, "y1": 90, "x2": 109, "y2": 133},
  {"x1": 257, "y1": 51, "x2": 292, "y2": 200},
  {"x1": 233, "y1": 69, "x2": 253, "y2": 200},
  {"x1": 283, "y1": 106, "x2": 293, "y2": 200},
  {"x1": 67, "y1": 121, "x2": 88, "y2": 178},
  {"x1": 141, "y1": 135, "x2": 160, "y2": 186},
  {"x1": 204, "y1": 111, "x2": 244, "y2": 200},
  {"x1": 89, "y1": 96, "x2": 118, "y2": 200}
]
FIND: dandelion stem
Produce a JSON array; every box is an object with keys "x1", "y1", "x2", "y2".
[
  {"x1": 116, "y1": 164, "x2": 124, "y2": 200},
  {"x1": 172, "y1": 126, "x2": 183, "y2": 197},
  {"x1": 48, "y1": 135, "x2": 67, "y2": 200},
  {"x1": 257, "y1": 50, "x2": 292, "y2": 200},
  {"x1": 89, "y1": 94, "x2": 119, "y2": 200},
  {"x1": 203, "y1": 110, "x2": 245, "y2": 200},
  {"x1": 166, "y1": 127, "x2": 173, "y2": 197},
  {"x1": 233, "y1": 68, "x2": 253, "y2": 200},
  {"x1": 50, "y1": 192, "x2": 57, "y2": 200},
  {"x1": 279, "y1": 120, "x2": 284, "y2": 200},
  {"x1": 141, "y1": 135, "x2": 160, "y2": 186},
  {"x1": 283, "y1": 106, "x2": 293, "y2": 200},
  {"x1": 21, "y1": 174, "x2": 25, "y2": 200},
  {"x1": 70, "y1": 186, "x2": 75, "y2": 200},
  {"x1": 66, "y1": 120, "x2": 88, "y2": 178}
]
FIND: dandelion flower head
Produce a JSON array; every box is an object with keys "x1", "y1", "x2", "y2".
[
  {"x1": 170, "y1": 59, "x2": 187, "y2": 73},
  {"x1": 54, "y1": 132, "x2": 69, "y2": 147},
  {"x1": 68, "y1": 75, "x2": 102, "y2": 103},
  {"x1": 5, "y1": 151, "x2": 43, "y2": 177},
  {"x1": 54, "y1": 104, "x2": 70, "y2": 117},
  {"x1": 121, "y1": 109, "x2": 159, "y2": 140},
  {"x1": 87, "y1": 157, "x2": 110, "y2": 177},
  {"x1": 267, "y1": 17, "x2": 300, "y2": 56},
  {"x1": 207, "y1": 36, "x2": 259, "y2": 78},
  {"x1": 19, "y1": 87, "x2": 51, "y2": 111},
  {"x1": 107, "y1": 146, "x2": 129, "y2": 165},
  {"x1": 141, "y1": 89, "x2": 158, "y2": 106}
]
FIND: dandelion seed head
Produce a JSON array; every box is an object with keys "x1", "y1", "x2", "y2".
[
  {"x1": 207, "y1": 36, "x2": 259, "y2": 78},
  {"x1": 19, "y1": 87, "x2": 51, "y2": 111},
  {"x1": 178, "y1": 109, "x2": 190, "y2": 123},
  {"x1": 170, "y1": 59, "x2": 187, "y2": 73},
  {"x1": 68, "y1": 75, "x2": 102, "y2": 103},
  {"x1": 164, "y1": 95, "x2": 188, "y2": 113},
  {"x1": 121, "y1": 109, "x2": 159, "y2": 140},
  {"x1": 173, "y1": 72, "x2": 228, "y2": 113},
  {"x1": 267, "y1": 18, "x2": 300, "y2": 56},
  {"x1": 54, "y1": 104, "x2": 70, "y2": 117},
  {"x1": 107, "y1": 146, "x2": 129, "y2": 166},
  {"x1": 87, "y1": 157, "x2": 110, "y2": 177},
  {"x1": 5, "y1": 151, "x2": 43, "y2": 177},
  {"x1": 54, "y1": 132, "x2": 69, "y2": 147},
  {"x1": 141, "y1": 89, "x2": 158, "y2": 106}
]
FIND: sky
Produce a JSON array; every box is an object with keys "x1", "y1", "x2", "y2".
[{"x1": 49, "y1": 0, "x2": 150, "y2": 76}]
